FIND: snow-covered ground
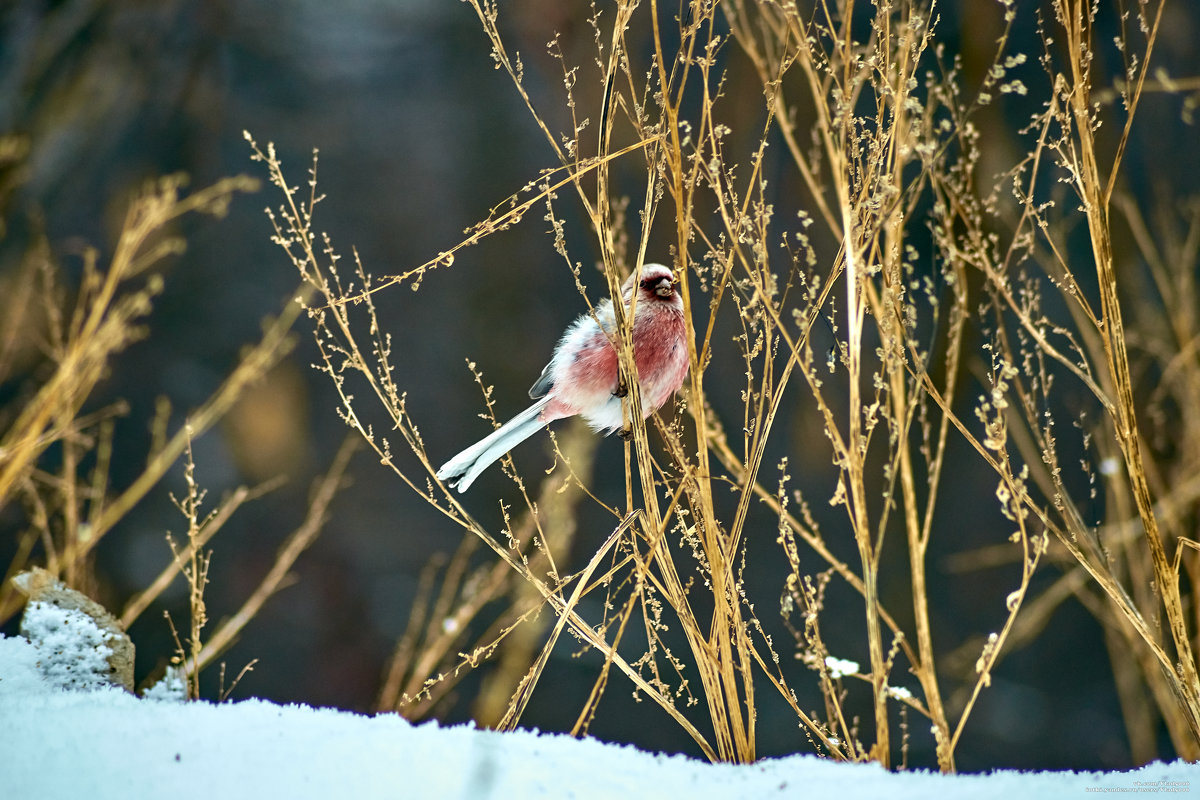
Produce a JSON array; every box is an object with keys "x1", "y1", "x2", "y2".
[{"x1": 1, "y1": 631, "x2": 1197, "y2": 798}]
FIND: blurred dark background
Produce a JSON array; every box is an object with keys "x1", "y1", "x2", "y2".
[{"x1": 1, "y1": 0, "x2": 1198, "y2": 773}]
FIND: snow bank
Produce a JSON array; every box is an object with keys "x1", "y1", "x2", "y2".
[{"x1": 0, "y1": 633, "x2": 1195, "y2": 798}]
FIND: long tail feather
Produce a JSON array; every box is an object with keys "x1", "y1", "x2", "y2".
[{"x1": 435, "y1": 398, "x2": 550, "y2": 492}]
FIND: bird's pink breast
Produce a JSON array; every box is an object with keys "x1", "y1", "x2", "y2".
[
  {"x1": 542, "y1": 303, "x2": 687, "y2": 426},
  {"x1": 634, "y1": 305, "x2": 689, "y2": 409}
]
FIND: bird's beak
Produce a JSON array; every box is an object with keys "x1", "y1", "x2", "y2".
[{"x1": 653, "y1": 277, "x2": 674, "y2": 298}]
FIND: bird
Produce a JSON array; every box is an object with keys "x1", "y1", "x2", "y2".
[{"x1": 436, "y1": 263, "x2": 690, "y2": 492}]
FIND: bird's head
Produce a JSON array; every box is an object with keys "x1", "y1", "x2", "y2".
[{"x1": 624, "y1": 263, "x2": 680, "y2": 308}]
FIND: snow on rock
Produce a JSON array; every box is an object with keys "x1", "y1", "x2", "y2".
[
  {"x1": 0, "y1": 633, "x2": 1197, "y2": 799},
  {"x1": 12, "y1": 567, "x2": 135, "y2": 691},
  {"x1": 19, "y1": 601, "x2": 123, "y2": 692}
]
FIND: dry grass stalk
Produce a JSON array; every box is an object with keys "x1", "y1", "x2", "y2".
[
  {"x1": 0, "y1": 163, "x2": 359, "y2": 706},
  {"x1": 250, "y1": 0, "x2": 1198, "y2": 771},
  {"x1": 187, "y1": 435, "x2": 358, "y2": 675},
  {"x1": 0, "y1": 174, "x2": 303, "y2": 625},
  {"x1": 160, "y1": 432, "x2": 355, "y2": 698},
  {"x1": 375, "y1": 534, "x2": 534, "y2": 720},
  {"x1": 165, "y1": 435, "x2": 213, "y2": 700}
]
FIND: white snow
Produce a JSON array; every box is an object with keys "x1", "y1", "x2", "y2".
[
  {"x1": 140, "y1": 665, "x2": 187, "y2": 703},
  {"x1": 824, "y1": 655, "x2": 861, "y2": 679},
  {"x1": 19, "y1": 600, "x2": 119, "y2": 692},
  {"x1": 0, "y1": 633, "x2": 1197, "y2": 798}
]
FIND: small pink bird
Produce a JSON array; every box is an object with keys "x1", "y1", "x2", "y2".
[{"x1": 437, "y1": 263, "x2": 690, "y2": 492}]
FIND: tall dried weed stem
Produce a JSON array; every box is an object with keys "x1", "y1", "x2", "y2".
[
  {"x1": 1, "y1": 174, "x2": 264, "y2": 620},
  {"x1": 250, "y1": 0, "x2": 1197, "y2": 771},
  {"x1": 1, "y1": 164, "x2": 350, "y2": 697}
]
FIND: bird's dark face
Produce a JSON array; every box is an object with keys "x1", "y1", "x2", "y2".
[{"x1": 638, "y1": 267, "x2": 676, "y2": 301}]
